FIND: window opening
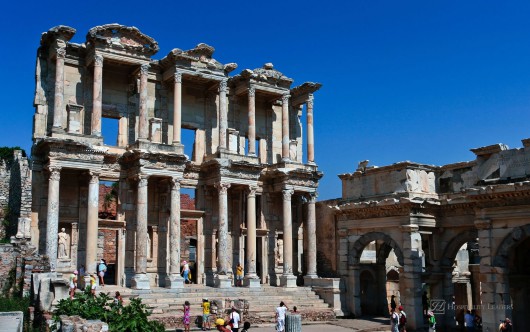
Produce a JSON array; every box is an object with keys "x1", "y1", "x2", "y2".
[{"x1": 102, "y1": 117, "x2": 119, "y2": 146}]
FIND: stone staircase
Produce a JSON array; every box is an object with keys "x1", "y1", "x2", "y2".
[{"x1": 102, "y1": 284, "x2": 335, "y2": 328}]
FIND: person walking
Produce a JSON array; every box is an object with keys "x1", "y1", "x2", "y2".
[
  {"x1": 390, "y1": 308, "x2": 399, "y2": 332},
  {"x1": 182, "y1": 300, "x2": 191, "y2": 332},
  {"x1": 499, "y1": 318, "x2": 512, "y2": 332},
  {"x1": 398, "y1": 305, "x2": 407, "y2": 332},
  {"x1": 390, "y1": 295, "x2": 397, "y2": 312},
  {"x1": 202, "y1": 298, "x2": 211, "y2": 331},
  {"x1": 97, "y1": 259, "x2": 107, "y2": 287},
  {"x1": 464, "y1": 309, "x2": 475, "y2": 332},
  {"x1": 69, "y1": 270, "x2": 78, "y2": 300},
  {"x1": 236, "y1": 263, "x2": 243, "y2": 287},
  {"x1": 428, "y1": 311, "x2": 437, "y2": 332},
  {"x1": 227, "y1": 306, "x2": 240, "y2": 332},
  {"x1": 275, "y1": 301, "x2": 289, "y2": 332},
  {"x1": 182, "y1": 260, "x2": 190, "y2": 284}
]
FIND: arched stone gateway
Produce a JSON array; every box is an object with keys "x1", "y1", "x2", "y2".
[{"x1": 349, "y1": 232, "x2": 404, "y2": 266}]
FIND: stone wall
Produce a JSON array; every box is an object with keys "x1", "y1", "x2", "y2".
[{"x1": 0, "y1": 244, "x2": 18, "y2": 293}]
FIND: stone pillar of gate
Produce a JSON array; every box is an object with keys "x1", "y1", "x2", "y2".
[
  {"x1": 440, "y1": 266, "x2": 456, "y2": 330},
  {"x1": 280, "y1": 188, "x2": 297, "y2": 287},
  {"x1": 349, "y1": 265, "x2": 362, "y2": 317},
  {"x1": 132, "y1": 174, "x2": 150, "y2": 289},
  {"x1": 399, "y1": 224, "x2": 424, "y2": 331},
  {"x1": 214, "y1": 182, "x2": 232, "y2": 288},
  {"x1": 304, "y1": 192, "x2": 318, "y2": 286},
  {"x1": 46, "y1": 166, "x2": 61, "y2": 270},
  {"x1": 244, "y1": 185, "x2": 260, "y2": 288},
  {"x1": 166, "y1": 177, "x2": 184, "y2": 288},
  {"x1": 475, "y1": 218, "x2": 511, "y2": 332}
]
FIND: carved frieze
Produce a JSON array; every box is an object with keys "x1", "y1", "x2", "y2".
[{"x1": 86, "y1": 24, "x2": 159, "y2": 56}]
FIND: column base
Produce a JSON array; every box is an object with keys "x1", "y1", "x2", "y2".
[
  {"x1": 165, "y1": 274, "x2": 185, "y2": 289},
  {"x1": 214, "y1": 274, "x2": 233, "y2": 288},
  {"x1": 280, "y1": 274, "x2": 297, "y2": 288},
  {"x1": 244, "y1": 275, "x2": 261, "y2": 288},
  {"x1": 303, "y1": 274, "x2": 318, "y2": 287},
  {"x1": 131, "y1": 273, "x2": 150, "y2": 290}
]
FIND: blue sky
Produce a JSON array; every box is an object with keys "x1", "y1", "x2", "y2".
[{"x1": 2, "y1": 1, "x2": 530, "y2": 200}]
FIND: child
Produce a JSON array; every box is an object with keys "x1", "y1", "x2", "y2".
[
  {"x1": 69, "y1": 270, "x2": 78, "y2": 300},
  {"x1": 182, "y1": 300, "x2": 191, "y2": 332},
  {"x1": 241, "y1": 321, "x2": 251, "y2": 332},
  {"x1": 90, "y1": 273, "x2": 97, "y2": 297},
  {"x1": 114, "y1": 291, "x2": 123, "y2": 306}
]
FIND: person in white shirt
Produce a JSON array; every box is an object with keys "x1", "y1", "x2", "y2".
[
  {"x1": 227, "y1": 307, "x2": 241, "y2": 332},
  {"x1": 275, "y1": 301, "x2": 289, "y2": 332}
]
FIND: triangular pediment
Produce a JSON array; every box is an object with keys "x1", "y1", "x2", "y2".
[{"x1": 86, "y1": 24, "x2": 159, "y2": 57}]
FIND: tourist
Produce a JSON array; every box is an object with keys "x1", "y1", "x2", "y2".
[
  {"x1": 390, "y1": 308, "x2": 399, "y2": 332},
  {"x1": 97, "y1": 259, "x2": 107, "y2": 287},
  {"x1": 69, "y1": 270, "x2": 78, "y2": 300},
  {"x1": 182, "y1": 260, "x2": 190, "y2": 284},
  {"x1": 472, "y1": 310, "x2": 482, "y2": 330},
  {"x1": 422, "y1": 291, "x2": 429, "y2": 317},
  {"x1": 275, "y1": 301, "x2": 289, "y2": 332},
  {"x1": 464, "y1": 309, "x2": 475, "y2": 332},
  {"x1": 215, "y1": 318, "x2": 231, "y2": 332},
  {"x1": 182, "y1": 300, "x2": 191, "y2": 332},
  {"x1": 390, "y1": 295, "x2": 397, "y2": 311},
  {"x1": 114, "y1": 291, "x2": 123, "y2": 306},
  {"x1": 236, "y1": 262, "x2": 243, "y2": 287},
  {"x1": 499, "y1": 318, "x2": 512, "y2": 332},
  {"x1": 90, "y1": 273, "x2": 97, "y2": 297},
  {"x1": 227, "y1": 306, "x2": 240, "y2": 332},
  {"x1": 428, "y1": 311, "x2": 437, "y2": 332},
  {"x1": 291, "y1": 306, "x2": 298, "y2": 313},
  {"x1": 398, "y1": 305, "x2": 407, "y2": 332},
  {"x1": 202, "y1": 298, "x2": 211, "y2": 331}
]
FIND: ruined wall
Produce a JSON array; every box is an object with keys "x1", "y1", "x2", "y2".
[{"x1": 316, "y1": 199, "x2": 340, "y2": 277}]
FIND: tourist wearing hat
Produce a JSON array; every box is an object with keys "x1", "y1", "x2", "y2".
[
  {"x1": 215, "y1": 318, "x2": 231, "y2": 332},
  {"x1": 202, "y1": 298, "x2": 211, "y2": 331},
  {"x1": 69, "y1": 270, "x2": 78, "y2": 299}
]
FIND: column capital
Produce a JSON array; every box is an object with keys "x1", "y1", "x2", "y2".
[
  {"x1": 174, "y1": 71, "x2": 182, "y2": 83},
  {"x1": 170, "y1": 177, "x2": 181, "y2": 190},
  {"x1": 247, "y1": 185, "x2": 258, "y2": 198},
  {"x1": 400, "y1": 224, "x2": 419, "y2": 233},
  {"x1": 214, "y1": 182, "x2": 231, "y2": 194},
  {"x1": 136, "y1": 174, "x2": 149, "y2": 187},
  {"x1": 140, "y1": 63, "x2": 150, "y2": 75},
  {"x1": 219, "y1": 79, "x2": 228, "y2": 92},
  {"x1": 47, "y1": 166, "x2": 62, "y2": 180},
  {"x1": 281, "y1": 94, "x2": 291, "y2": 103},
  {"x1": 248, "y1": 86, "x2": 256, "y2": 97},
  {"x1": 282, "y1": 188, "x2": 294, "y2": 201},
  {"x1": 88, "y1": 171, "x2": 99, "y2": 183},
  {"x1": 56, "y1": 47, "x2": 66, "y2": 59},
  {"x1": 307, "y1": 94, "x2": 314, "y2": 108},
  {"x1": 94, "y1": 54, "x2": 103, "y2": 67},
  {"x1": 307, "y1": 191, "x2": 318, "y2": 203}
]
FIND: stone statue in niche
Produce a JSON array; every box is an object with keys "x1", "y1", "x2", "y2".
[
  {"x1": 276, "y1": 238, "x2": 284, "y2": 265},
  {"x1": 58, "y1": 228, "x2": 70, "y2": 259}
]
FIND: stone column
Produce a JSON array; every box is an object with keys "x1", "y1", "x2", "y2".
[
  {"x1": 85, "y1": 172, "x2": 99, "y2": 275},
  {"x1": 280, "y1": 188, "x2": 296, "y2": 287},
  {"x1": 138, "y1": 64, "x2": 150, "y2": 140},
  {"x1": 304, "y1": 192, "x2": 318, "y2": 284},
  {"x1": 52, "y1": 48, "x2": 66, "y2": 131},
  {"x1": 307, "y1": 94, "x2": 315, "y2": 163},
  {"x1": 172, "y1": 71, "x2": 182, "y2": 144},
  {"x1": 132, "y1": 174, "x2": 150, "y2": 289},
  {"x1": 166, "y1": 177, "x2": 184, "y2": 288},
  {"x1": 46, "y1": 166, "x2": 61, "y2": 270},
  {"x1": 248, "y1": 86, "x2": 256, "y2": 156},
  {"x1": 218, "y1": 79, "x2": 228, "y2": 151},
  {"x1": 281, "y1": 94, "x2": 291, "y2": 161},
  {"x1": 91, "y1": 54, "x2": 103, "y2": 136},
  {"x1": 214, "y1": 182, "x2": 232, "y2": 288},
  {"x1": 244, "y1": 185, "x2": 260, "y2": 287},
  {"x1": 442, "y1": 267, "x2": 457, "y2": 330}
]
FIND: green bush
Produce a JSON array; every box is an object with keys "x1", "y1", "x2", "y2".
[
  {"x1": 0, "y1": 296, "x2": 30, "y2": 312},
  {"x1": 53, "y1": 288, "x2": 164, "y2": 332}
]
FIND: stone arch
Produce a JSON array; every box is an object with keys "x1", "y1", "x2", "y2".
[
  {"x1": 440, "y1": 228, "x2": 478, "y2": 268},
  {"x1": 492, "y1": 224, "x2": 530, "y2": 268},
  {"x1": 350, "y1": 232, "x2": 404, "y2": 266}
]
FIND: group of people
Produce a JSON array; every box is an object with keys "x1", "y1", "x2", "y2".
[{"x1": 68, "y1": 259, "x2": 108, "y2": 299}]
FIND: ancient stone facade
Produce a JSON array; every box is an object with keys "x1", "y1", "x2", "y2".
[
  {"x1": 31, "y1": 24, "x2": 321, "y2": 291},
  {"x1": 318, "y1": 142, "x2": 530, "y2": 331}
]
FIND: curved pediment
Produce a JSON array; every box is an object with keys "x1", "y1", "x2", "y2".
[{"x1": 86, "y1": 24, "x2": 159, "y2": 57}]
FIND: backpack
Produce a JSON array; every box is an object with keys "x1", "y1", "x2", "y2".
[{"x1": 399, "y1": 313, "x2": 407, "y2": 325}]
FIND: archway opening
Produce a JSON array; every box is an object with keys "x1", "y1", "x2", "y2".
[{"x1": 508, "y1": 236, "x2": 530, "y2": 332}]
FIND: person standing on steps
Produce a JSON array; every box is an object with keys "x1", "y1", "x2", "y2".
[
  {"x1": 97, "y1": 259, "x2": 107, "y2": 286},
  {"x1": 275, "y1": 301, "x2": 289, "y2": 332},
  {"x1": 202, "y1": 298, "x2": 211, "y2": 331},
  {"x1": 236, "y1": 262, "x2": 243, "y2": 287},
  {"x1": 182, "y1": 300, "x2": 191, "y2": 332}
]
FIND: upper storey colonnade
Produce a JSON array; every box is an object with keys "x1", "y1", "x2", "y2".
[{"x1": 35, "y1": 24, "x2": 321, "y2": 165}]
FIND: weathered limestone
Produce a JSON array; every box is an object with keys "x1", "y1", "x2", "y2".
[
  {"x1": 281, "y1": 95, "x2": 290, "y2": 161},
  {"x1": 215, "y1": 182, "x2": 231, "y2": 288},
  {"x1": 280, "y1": 188, "x2": 296, "y2": 287},
  {"x1": 172, "y1": 71, "x2": 182, "y2": 144},
  {"x1": 244, "y1": 185, "x2": 260, "y2": 288},
  {"x1": 45, "y1": 167, "x2": 61, "y2": 270},
  {"x1": 132, "y1": 174, "x2": 150, "y2": 289},
  {"x1": 138, "y1": 64, "x2": 149, "y2": 140},
  {"x1": 218, "y1": 80, "x2": 228, "y2": 151},
  {"x1": 306, "y1": 95, "x2": 315, "y2": 163},
  {"x1": 248, "y1": 86, "x2": 256, "y2": 156},
  {"x1": 85, "y1": 172, "x2": 99, "y2": 275},
  {"x1": 166, "y1": 178, "x2": 184, "y2": 288},
  {"x1": 52, "y1": 47, "x2": 66, "y2": 131},
  {"x1": 91, "y1": 54, "x2": 103, "y2": 136},
  {"x1": 304, "y1": 192, "x2": 318, "y2": 284}
]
